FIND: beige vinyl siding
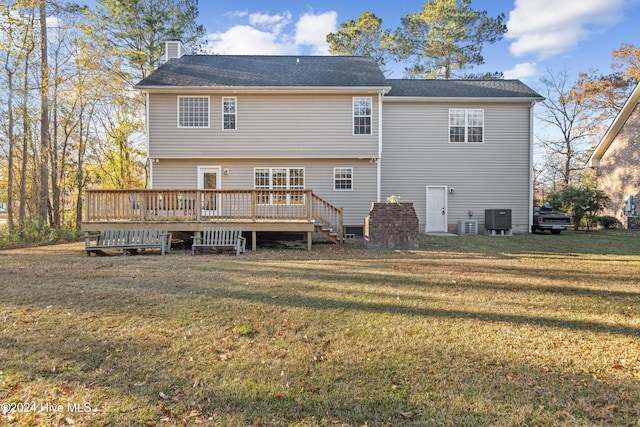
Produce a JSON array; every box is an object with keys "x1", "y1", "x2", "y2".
[
  {"x1": 381, "y1": 101, "x2": 533, "y2": 232},
  {"x1": 152, "y1": 159, "x2": 377, "y2": 225},
  {"x1": 147, "y1": 93, "x2": 379, "y2": 159}
]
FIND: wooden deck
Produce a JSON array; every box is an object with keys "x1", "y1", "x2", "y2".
[{"x1": 81, "y1": 189, "x2": 344, "y2": 251}]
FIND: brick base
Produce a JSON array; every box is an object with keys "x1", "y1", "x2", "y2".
[{"x1": 364, "y1": 202, "x2": 420, "y2": 250}]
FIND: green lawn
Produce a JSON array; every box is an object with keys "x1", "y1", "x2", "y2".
[{"x1": 0, "y1": 230, "x2": 639, "y2": 426}]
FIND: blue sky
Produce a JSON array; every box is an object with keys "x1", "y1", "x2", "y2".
[{"x1": 196, "y1": 0, "x2": 640, "y2": 84}]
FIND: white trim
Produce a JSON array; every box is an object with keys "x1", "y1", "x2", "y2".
[
  {"x1": 529, "y1": 101, "x2": 535, "y2": 232},
  {"x1": 333, "y1": 167, "x2": 354, "y2": 191},
  {"x1": 197, "y1": 166, "x2": 221, "y2": 190},
  {"x1": 588, "y1": 83, "x2": 640, "y2": 167},
  {"x1": 449, "y1": 108, "x2": 484, "y2": 144},
  {"x1": 383, "y1": 96, "x2": 543, "y2": 103},
  {"x1": 352, "y1": 96, "x2": 373, "y2": 136},
  {"x1": 222, "y1": 96, "x2": 237, "y2": 131},
  {"x1": 177, "y1": 96, "x2": 210, "y2": 128},
  {"x1": 137, "y1": 86, "x2": 392, "y2": 94},
  {"x1": 377, "y1": 92, "x2": 383, "y2": 202}
]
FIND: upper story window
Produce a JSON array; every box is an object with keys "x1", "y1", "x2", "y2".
[
  {"x1": 178, "y1": 96, "x2": 209, "y2": 128},
  {"x1": 353, "y1": 97, "x2": 372, "y2": 135},
  {"x1": 223, "y1": 97, "x2": 237, "y2": 130},
  {"x1": 449, "y1": 109, "x2": 484, "y2": 143},
  {"x1": 334, "y1": 167, "x2": 353, "y2": 191}
]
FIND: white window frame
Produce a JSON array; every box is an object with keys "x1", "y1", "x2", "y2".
[
  {"x1": 333, "y1": 167, "x2": 353, "y2": 191},
  {"x1": 222, "y1": 96, "x2": 237, "y2": 130},
  {"x1": 353, "y1": 97, "x2": 372, "y2": 135},
  {"x1": 177, "y1": 96, "x2": 210, "y2": 128},
  {"x1": 254, "y1": 167, "x2": 305, "y2": 205},
  {"x1": 449, "y1": 108, "x2": 484, "y2": 143}
]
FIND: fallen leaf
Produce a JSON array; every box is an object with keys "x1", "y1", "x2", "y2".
[
  {"x1": 397, "y1": 411, "x2": 415, "y2": 419},
  {"x1": 144, "y1": 422, "x2": 156, "y2": 427},
  {"x1": 159, "y1": 391, "x2": 168, "y2": 400},
  {"x1": 611, "y1": 364, "x2": 624, "y2": 370}
]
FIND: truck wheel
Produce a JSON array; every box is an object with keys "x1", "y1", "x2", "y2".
[{"x1": 550, "y1": 230, "x2": 561, "y2": 235}]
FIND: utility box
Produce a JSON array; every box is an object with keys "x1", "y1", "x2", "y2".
[{"x1": 485, "y1": 209, "x2": 512, "y2": 230}]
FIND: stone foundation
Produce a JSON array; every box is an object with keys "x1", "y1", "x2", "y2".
[{"x1": 364, "y1": 202, "x2": 419, "y2": 249}]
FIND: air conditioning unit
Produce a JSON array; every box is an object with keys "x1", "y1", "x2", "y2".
[
  {"x1": 458, "y1": 220, "x2": 478, "y2": 235},
  {"x1": 485, "y1": 209, "x2": 512, "y2": 230}
]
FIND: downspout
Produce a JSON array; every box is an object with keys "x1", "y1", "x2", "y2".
[
  {"x1": 377, "y1": 92, "x2": 383, "y2": 203},
  {"x1": 145, "y1": 91, "x2": 152, "y2": 189},
  {"x1": 529, "y1": 100, "x2": 535, "y2": 233}
]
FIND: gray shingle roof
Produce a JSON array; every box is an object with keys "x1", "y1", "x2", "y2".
[
  {"x1": 136, "y1": 55, "x2": 390, "y2": 88},
  {"x1": 386, "y1": 79, "x2": 543, "y2": 99}
]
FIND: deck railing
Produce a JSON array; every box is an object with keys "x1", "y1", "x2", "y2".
[{"x1": 84, "y1": 189, "x2": 343, "y2": 239}]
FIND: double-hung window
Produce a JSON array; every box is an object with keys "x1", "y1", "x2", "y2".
[
  {"x1": 334, "y1": 167, "x2": 353, "y2": 191},
  {"x1": 254, "y1": 167, "x2": 305, "y2": 204},
  {"x1": 449, "y1": 109, "x2": 484, "y2": 143},
  {"x1": 178, "y1": 96, "x2": 209, "y2": 128},
  {"x1": 353, "y1": 97, "x2": 372, "y2": 135},
  {"x1": 223, "y1": 97, "x2": 237, "y2": 130}
]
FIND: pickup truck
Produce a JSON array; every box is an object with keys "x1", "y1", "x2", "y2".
[{"x1": 532, "y1": 203, "x2": 574, "y2": 234}]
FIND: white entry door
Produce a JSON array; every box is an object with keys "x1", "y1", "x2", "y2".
[
  {"x1": 426, "y1": 186, "x2": 448, "y2": 232},
  {"x1": 197, "y1": 166, "x2": 221, "y2": 216}
]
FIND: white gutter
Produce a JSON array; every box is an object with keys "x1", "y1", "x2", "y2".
[
  {"x1": 135, "y1": 85, "x2": 393, "y2": 95},
  {"x1": 377, "y1": 92, "x2": 383, "y2": 203},
  {"x1": 529, "y1": 100, "x2": 536, "y2": 233},
  {"x1": 383, "y1": 96, "x2": 544, "y2": 103},
  {"x1": 145, "y1": 91, "x2": 152, "y2": 189}
]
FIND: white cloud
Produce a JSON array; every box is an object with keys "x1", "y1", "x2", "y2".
[
  {"x1": 294, "y1": 11, "x2": 338, "y2": 55},
  {"x1": 503, "y1": 62, "x2": 538, "y2": 80},
  {"x1": 206, "y1": 25, "x2": 297, "y2": 55},
  {"x1": 206, "y1": 10, "x2": 337, "y2": 56},
  {"x1": 506, "y1": 0, "x2": 625, "y2": 58},
  {"x1": 249, "y1": 11, "x2": 292, "y2": 36}
]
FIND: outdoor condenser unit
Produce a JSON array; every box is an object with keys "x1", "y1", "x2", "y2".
[
  {"x1": 458, "y1": 220, "x2": 478, "y2": 235},
  {"x1": 484, "y1": 209, "x2": 512, "y2": 230}
]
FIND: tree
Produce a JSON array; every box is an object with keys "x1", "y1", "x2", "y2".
[
  {"x1": 327, "y1": 12, "x2": 392, "y2": 72},
  {"x1": 392, "y1": 0, "x2": 506, "y2": 79},
  {"x1": 612, "y1": 43, "x2": 640, "y2": 82},
  {"x1": 547, "y1": 186, "x2": 610, "y2": 230},
  {"x1": 87, "y1": 0, "x2": 205, "y2": 83},
  {"x1": 535, "y1": 69, "x2": 602, "y2": 187}
]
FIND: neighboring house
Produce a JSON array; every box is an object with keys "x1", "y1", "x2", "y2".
[
  {"x1": 83, "y1": 41, "x2": 543, "y2": 243},
  {"x1": 587, "y1": 83, "x2": 640, "y2": 228}
]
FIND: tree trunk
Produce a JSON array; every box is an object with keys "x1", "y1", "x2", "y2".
[
  {"x1": 19, "y1": 51, "x2": 31, "y2": 231},
  {"x1": 38, "y1": 0, "x2": 51, "y2": 225},
  {"x1": 6, "y1": 69, "x2": 15, "y2": 229}
]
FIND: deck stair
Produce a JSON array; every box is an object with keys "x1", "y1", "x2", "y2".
[{"x1": 311, "y1": 193, "x2": 343, "y2": 244}]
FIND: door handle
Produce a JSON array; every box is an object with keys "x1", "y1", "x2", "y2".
[{"x1": 442, "y1": 208, "x2": 445, "y2": 215}]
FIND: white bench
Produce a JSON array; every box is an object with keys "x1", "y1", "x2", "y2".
[
  {"x1": 85, "y1": 228, "x2": 172, "y2": 256},
  {"x1": 192, "y1": 228, "x2": 246, "y2": 255}
]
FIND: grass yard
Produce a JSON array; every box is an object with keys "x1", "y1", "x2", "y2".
[{"x1": 0, "y1": 230, "x2": 639, "y2": 426}]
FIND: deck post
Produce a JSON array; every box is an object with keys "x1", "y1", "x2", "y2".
[
  {"x1": 139, "y1": 191, "x2": 146, "y2": 222},
  {"x1": 252, "y1": 231, "x2": 257, "y2": 251},
  {"x1": 196, "y1": 190, "x2": 202, "y2": 222},
  {"x1": 307, "y1": 231, "x2": 312, "y2": 251},
  {"x1": 251, "y1": 191, "x2": 257, "y2": 220},
  {"x1": 306, "y1": 189, "x2": 313, "y2": 221}
]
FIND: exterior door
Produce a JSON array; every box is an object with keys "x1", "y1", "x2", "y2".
[
  {"x1": 426, "y1": 186, "x2": 447, "y2": 232},
  {"x1": 197, "y1": 166, "x2": 221, "y2": 215}
]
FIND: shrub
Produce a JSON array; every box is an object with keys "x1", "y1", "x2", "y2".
[
  {"x1": 0, "y1": 220, "x2": 81, "y2": 249},
  {"x1": 597, "y1": 215, "x2": 622, "y2": 229}
]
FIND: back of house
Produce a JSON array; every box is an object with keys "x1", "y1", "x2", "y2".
[{"x1": 131, "y1": 40, "x2": 543, "y2": 237}]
